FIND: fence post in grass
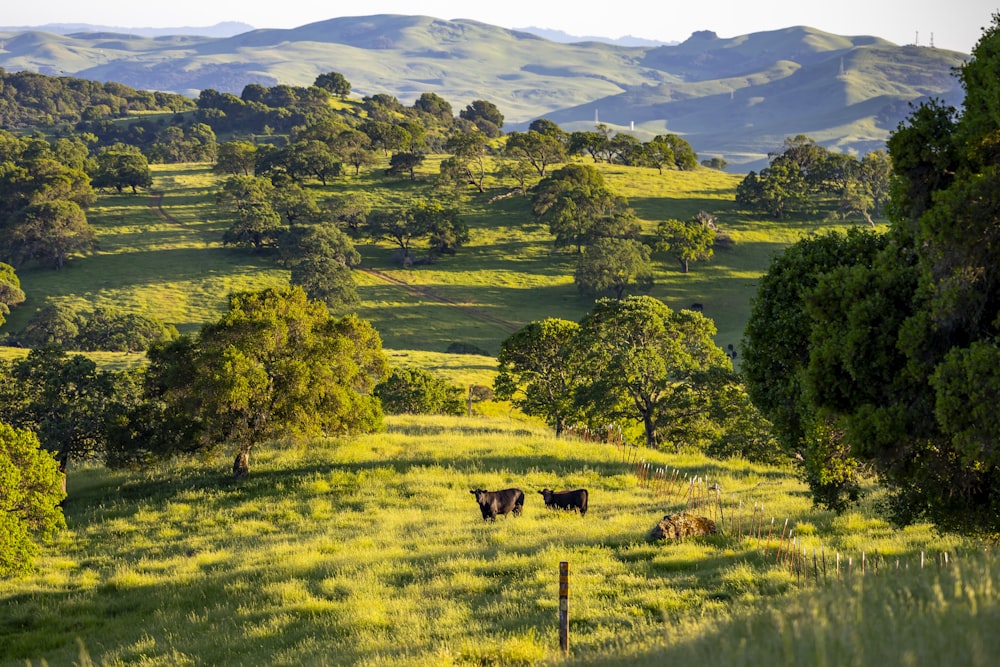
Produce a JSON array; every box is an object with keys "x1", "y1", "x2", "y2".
[{"x1": 559, "y1": 561, "x2": 570, "y2": 654}]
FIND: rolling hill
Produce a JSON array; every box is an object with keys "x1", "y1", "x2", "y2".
[{"x1": 0, "y1": 14, "x2": 968, "y2": 169}]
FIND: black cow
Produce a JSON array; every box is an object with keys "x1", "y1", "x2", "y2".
[
  {"x1": 470, "y1": 488, "x2": 525, "y2": 521},
  {"x1": 539, "y1": 488, "x2": 588, "y2": 515}
]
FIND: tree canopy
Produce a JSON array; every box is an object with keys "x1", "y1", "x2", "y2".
[
  {"x1": 0, "y1": 262, "x2": 25, "y2": 329},
  {"x1": 494, "y1": 318, "x2": 586, "y2": 436},
  {"x1": 741, "y1": 15, "x2": 1000, "y2": 534},
  {"x1": 577, "y1": 296, "x2": 733, "y2": 449},
  {"x1": 150, "y1": 287, "x2": 388, "y2": 477}
]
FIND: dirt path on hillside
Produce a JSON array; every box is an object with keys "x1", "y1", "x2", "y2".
[
  {"x1": 357, "y1": 266, "x2": 520, "y2": 335},
  {"x1": 147, "y1": 192, "x2": 177, "y2": 225},
  {"x1": 148, "y1": 192, "x2": 520, "y2": 335}
]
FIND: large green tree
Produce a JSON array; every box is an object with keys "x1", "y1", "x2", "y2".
[
  {"x1": 503, "y1": 129, "x2": 567, "y2": 178},
  {"x1": 574, "y1": 237, "x2": 653, "y2": 299},
  {"x1": 0, "y1": 346, "x2": 117, "y2": 476},
  {"x1": 742, "y1": 15, "x2": 1000, "y2": 532},
  {"x1": 532, "y1": 164, "x2": 639, "y2": 254},
  {"x1": 216, "y1": 175, "x2": 283, "y2": 250},
  {"x1": 494, "y1": 318, "x2": 586, "y2": 436},
  {"x1": 741, "y1": 228, "x2": 889, "y2": 509},
  {"x1": 91, "y1": 143, "x2": 153, "y2": 194},
  {"x1": 171, "y1": 287, "x2": 388, "y2": 477},
  {"x1": 654, "y1": 212, "x2": 717, "y2": 273},
  {"x1": 214, "y1": 140, "x2": 258, "y2": 177},
  {"x1": 459, "y1": 99, "x2": 504, "y2": 137},
  {"x1": 576, "y1": 296, "x2": 732, "y2": 449},
  {"x1": 313, "y1": 71, "x2": 351, "y2": 98},
  {"x1": 441, "y1": 131, "x2": 490, "y2": 192},
  {"x1": 5, "y1": 200, "x2": 97, "y2": 269},
  {"x1": 282, "y1": 224, "x2": 361, "y2": 310}
]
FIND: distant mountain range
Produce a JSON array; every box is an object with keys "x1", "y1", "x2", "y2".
[
  {"x1": 0, "y1": 14, "x2": 968, "y2": 169},
  {"x1": 0, "y1": 22, "x2": 253, "y2": 38},
  {"x1": 514, "y1": 27, "x2": 676, "y2": 47}
]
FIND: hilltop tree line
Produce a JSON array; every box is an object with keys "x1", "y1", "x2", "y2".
[
  {"x1": 0, "y1": 68, "x2": 194, "y2": 128},
  {"x1": 736, "y1": 135, "x2": 893, "y2": 223}
]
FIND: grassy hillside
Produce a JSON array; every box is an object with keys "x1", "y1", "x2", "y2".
[
  {"x1": 1, "y1": 158, "x2": 849, "y2": 360},
  {"x1": 0, "y1": 16, "x2": 967, "y2": 168},
  {"x1": 0, "y1": 414, "x2": 987, "y2": 666}
]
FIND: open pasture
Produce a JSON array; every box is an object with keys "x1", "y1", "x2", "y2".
[{"x1": 1, "y1": 414, "x2": 986, "y2": 666}]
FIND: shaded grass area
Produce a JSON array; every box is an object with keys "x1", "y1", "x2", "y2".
[{"x1": 0, "y1": 415, "x2": 979, "y2": 666}]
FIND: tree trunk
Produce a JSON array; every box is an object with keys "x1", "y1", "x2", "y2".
[
  {"x1": 233, "y1": 448, "x2": 251, "y2": 479},
  {"x1": 643, "y1": 413, "x2": 657, "y2": 448}
]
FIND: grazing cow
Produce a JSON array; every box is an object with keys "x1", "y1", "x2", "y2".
[
  {"x1": 538, "y1": 488, "x2": 588, "y2": 516},
  {"x1": 470, "y1": 488, "x2": 524, "y2": 521}
]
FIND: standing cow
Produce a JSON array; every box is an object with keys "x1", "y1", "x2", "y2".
[
  {"x1": 539, "y1": 488, "x2": 588, "y2": 516},
  {"x1": 470, "y1": 488, "x2": 525, "y2": 521}
]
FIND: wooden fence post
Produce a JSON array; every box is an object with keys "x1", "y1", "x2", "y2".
[{"x1": 559, "y1": 561, "x2": 570, "y2": 654}]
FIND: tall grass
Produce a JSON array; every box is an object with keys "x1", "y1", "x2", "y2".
[{"x1": 0, "y1": 415, "x2": 983, "y2": 666}]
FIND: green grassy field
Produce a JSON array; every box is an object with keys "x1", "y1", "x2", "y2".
[
  {"x1": 0, "y1": 414, "x2": 989, "y2": 666},
  {"x1": 2, "y1": 158, "x2": 860, "y2": 361}
]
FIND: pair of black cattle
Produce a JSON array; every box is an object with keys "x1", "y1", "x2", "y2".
[{"x1": 469, "y1": 487, "x2": 588, "y2": 521}]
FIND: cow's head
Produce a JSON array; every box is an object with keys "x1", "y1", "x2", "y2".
[
  {"x1": 470, "y1": 489, "x2": 487, "y2": 503},
  {"x1": 538, "y1": 488, "x2": 553, "y2": 501}
]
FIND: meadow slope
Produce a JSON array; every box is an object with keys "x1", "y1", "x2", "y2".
[{"x1": 1, "y1": 414, "x2": 986, "y2": 666}]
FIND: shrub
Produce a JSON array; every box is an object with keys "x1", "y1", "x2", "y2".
[
  {"x1": 0, "y1": 421, "x2": 66, "y2": 576},
  {"x1": 374, "y1": 367, "x2": 465, "y2": 416}
]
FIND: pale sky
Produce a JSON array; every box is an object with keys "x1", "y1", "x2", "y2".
[{"x1": 4, "y1": 1, "x2": 996, "y2": 54}]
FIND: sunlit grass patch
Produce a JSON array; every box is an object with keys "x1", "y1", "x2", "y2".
[{"x1": 3, "y1": 416, "x2": 983, "y2": 666}]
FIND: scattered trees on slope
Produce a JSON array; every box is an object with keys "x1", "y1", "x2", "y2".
[{"x1": 736, "y1": 135, "x2": 893, "y2": 221}]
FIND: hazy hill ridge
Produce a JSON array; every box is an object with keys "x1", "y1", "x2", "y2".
[{"x1": 0, "y1": 14, "x2": 967, "y2": 168}]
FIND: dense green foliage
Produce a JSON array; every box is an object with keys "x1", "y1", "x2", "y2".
[
  {"x1": 577, "y1": 296, "x2": 734, "y2": 449},
  {"x1": 0, "y1": 421, "x2": 65, "y2": 577},
  {"x1": 736, "y1": 135, "x2": 892, "y2": 221},
  {"x1": 655, "y1": 211, "x2": 718, "y2": 273},
  {"x1": 0, "y1": 131, "x2": 97, "y2": 270},
  {"x1": 497, "y1": 297, "x2": 741, "y2": 451},
  {"x1": 0, "y1": 68, "x2": 193, "y2": 128},
  {"x1": 532, "y1": 163, "x2": 639, "y2": 254},
  {"x1": 13, "y1": 304, "x2": 177, "y2": 352},
  {"x1": 0, "y1": 346, "x2": 123, "y2": 472},
  {"x1": 742, "y1": 228, "x2": 888, "y2": 509},
  {"x1": 144, "y1": 286, "x2": 388, "y2": 477},
  {"x1": 494, "y1": 318, "x2": 585, "y2": 435},
  {"x1": 0, "y1": 263, "x2": 25, "y2": 328},
  {"x1": 742, "y1": 15, "x2": 1000, "y2": 534},
  {"x1": 374, "y1": 367, "x2": 465, "y2": 416}
]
